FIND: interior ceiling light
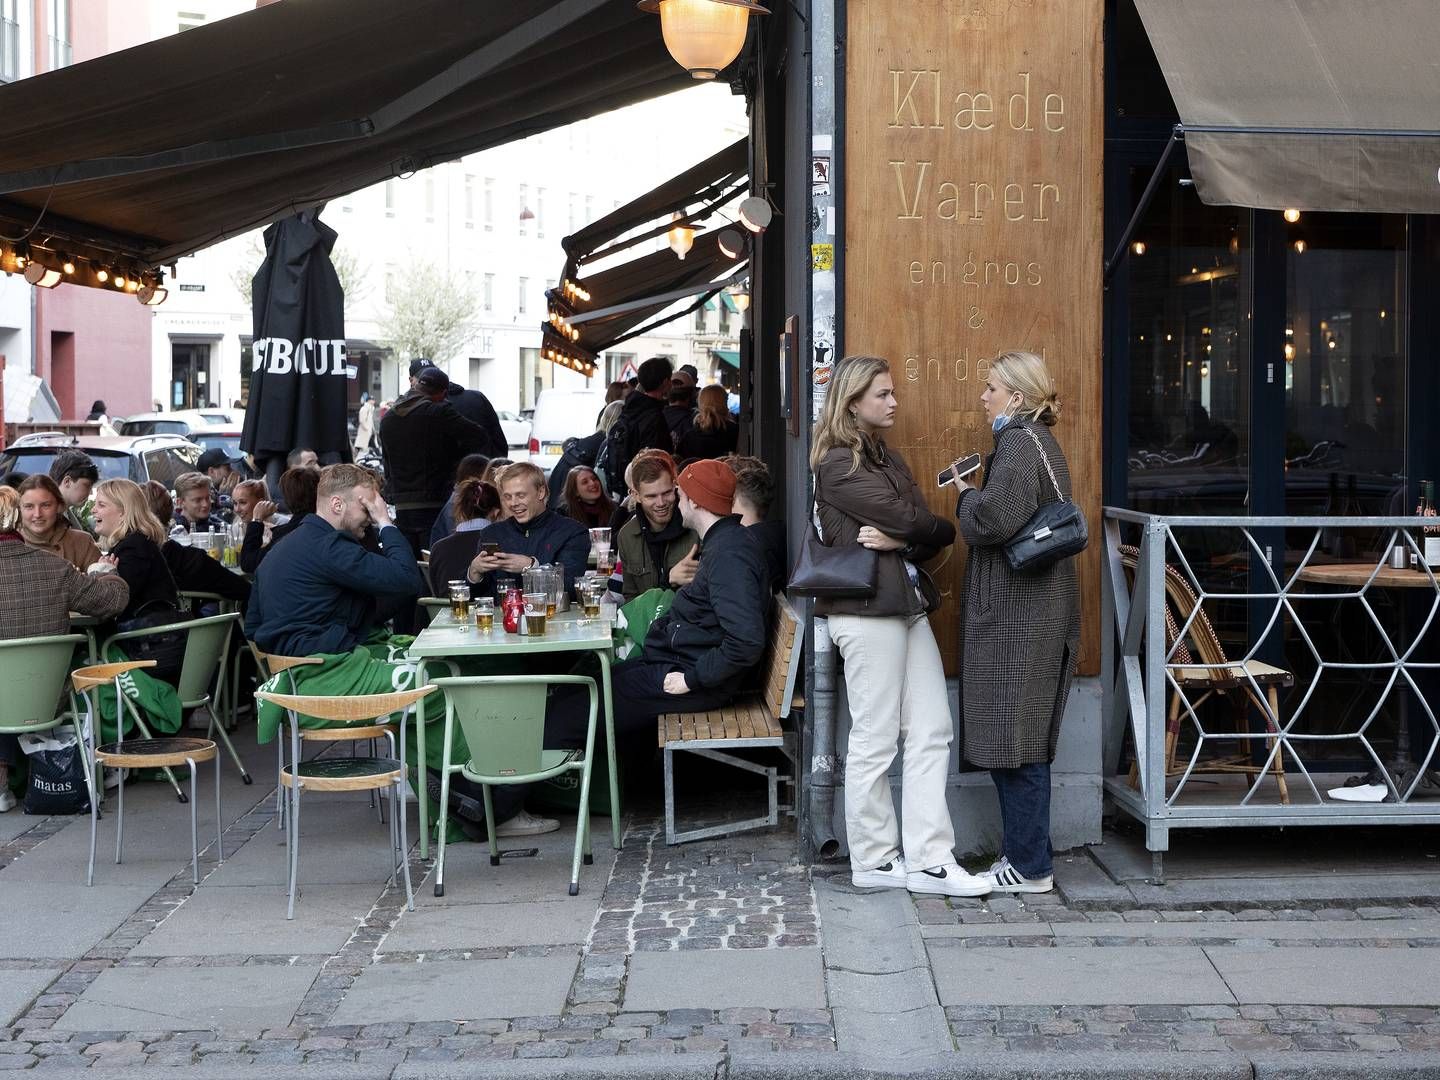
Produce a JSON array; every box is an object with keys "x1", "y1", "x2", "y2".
[
  {"x1": 738, "y1": 195, "x2": 772, "y2": 233},
  {"x1": 717, "y1": 227, "x2": 745, "y2": 259},
  {"x1": 637, "y1": 0, "x2": 770, "y2": 81},
  {"x1": 23, "y1": 262, "x2": 62, "y2": 289},
  {"x1": 667, "y1": 212, "x2": 696, "y2": 260}
]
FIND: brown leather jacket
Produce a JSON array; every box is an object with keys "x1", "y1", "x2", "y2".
[{"x1": 813, "y1": 441, "x2": 955, "y2": 618}]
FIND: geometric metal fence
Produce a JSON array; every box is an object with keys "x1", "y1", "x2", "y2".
[{"x1": 1101, "y1": 508, "x2": 1440, "y2": 882}]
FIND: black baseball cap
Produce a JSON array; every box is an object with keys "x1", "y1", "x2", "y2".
[
  {"x1": 408, "y1": 357, "x2": 432, "y2": 377},
  {"x1": 416, "y1": 366, "x2": 450, "y2": 392},
  {"x1": 196, "y1": 447, "x2": 241, "y2": 472}
]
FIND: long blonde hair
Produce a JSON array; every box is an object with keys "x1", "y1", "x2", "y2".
[
  {"x1": 990, "y1": 350, "x2": 1062, "y2": 427},
  {"x1": 95, "y1": 478, "x2": 166, "y2": 545},
  {"x1": 810, "y1": 354, "x2": 890, "y2": 473}
]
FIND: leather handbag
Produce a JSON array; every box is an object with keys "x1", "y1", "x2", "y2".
[
  {"x1": 1003, "y1": 427, "x2": 1088, "y2": 573},
  {"x1": 788, "y1": 487, "x2": 879, "y2": 598}
]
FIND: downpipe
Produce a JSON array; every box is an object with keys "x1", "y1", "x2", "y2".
[{"x1": 804, "y1": 613, "x2": 842, "y2": 860}]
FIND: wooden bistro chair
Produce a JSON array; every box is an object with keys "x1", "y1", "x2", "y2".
[
  {"x1": 657, "y1": 595, "x2": 805, "y2": 844},
  {"x1": 254, "y1": 686, "x2": 436, "y2": 920},
  {"x1": 429, "y1": 674, "x2": 600, "y2": 898},
  {"x1": 249, "y1": 646, "x2": 323, "y2": 831},
  {"x1": 72, "y1": 661, "x2": 223, "y2": 887},
  {"x1": 1119, "y1": 546, "x2": 1295, "y2": 803}
]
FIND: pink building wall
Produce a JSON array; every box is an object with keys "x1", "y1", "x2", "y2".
[{"x1": 27, "y1": 0, "x2": 156, "y2": 419}]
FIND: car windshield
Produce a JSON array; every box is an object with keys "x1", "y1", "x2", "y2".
[
  {"x1": 192, "y1": 434, "x2": 243, "y2": 456},
  {"x1": 0, "y1": 448, "x2": 132, "y2": 481},
  {"x1": 120, "y1": 419, "x2": 189, "y2": 436}
]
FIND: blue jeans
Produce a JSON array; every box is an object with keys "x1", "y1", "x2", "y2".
[{"x1": 990, "y1": 762, "x2": 1053, "y2": 879}]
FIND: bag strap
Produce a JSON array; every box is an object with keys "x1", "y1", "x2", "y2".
[{"x1": 1022, "y1": 425, "x2": 1068, "y2": 504}]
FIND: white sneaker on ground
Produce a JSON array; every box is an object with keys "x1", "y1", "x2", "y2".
[
  {"x1": 493, "y1": 808, "x2": 560, "y2": 837},
  {"x1": 851, "y1": 856, "x2": 908, "y2": 889},
  {"x1": 980, "y1": 856, "x2": 1054, "y2": 894},
  {"x1": 906, "y1": 862, "x2": 991, "y2": 897},
  {"x1": 0, "y1": 790, "x2": 15, "y2": 813}
]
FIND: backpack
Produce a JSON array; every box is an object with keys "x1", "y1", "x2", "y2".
[{"x1": 595, "y1": 413, "x2": 633, "y2": 498}]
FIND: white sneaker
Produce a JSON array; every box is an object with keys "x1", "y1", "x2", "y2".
[
  {"x1": 906, "y1": 862, "x2": 991, "y2": 897},
  {"x1": 493, "y1": 808, "x2": 560, "y2": 837},
  {"x1": 0, "y1": 790, "x2": 15, "y2": 813},
  {"x1": 980, "y1": 856, "x2": 1054, "y2": 894},
  {"x1": 851, "y1": 856, "x2": 907, "y2": 889}
]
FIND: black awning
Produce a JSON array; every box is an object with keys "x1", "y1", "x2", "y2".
[
  {"x1": 0, "y1": 0, "x2": 690, "y2": 267},
  {"x1": 1133, "y1": 0, "x2": 1440, "y2": 213}
]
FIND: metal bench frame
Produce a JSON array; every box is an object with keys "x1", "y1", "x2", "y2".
[{"x1": 661, "y1": 594, "x2": 804, "y2": 844}]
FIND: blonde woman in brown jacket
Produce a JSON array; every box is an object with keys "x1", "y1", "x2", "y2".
[{"x1": 812, "y1": 355, "x2": 989, "y2": 898}]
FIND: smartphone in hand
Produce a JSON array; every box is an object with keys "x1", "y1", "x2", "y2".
[{"x1": 938, "y1": 453, "x2": 982, "y2": 488}]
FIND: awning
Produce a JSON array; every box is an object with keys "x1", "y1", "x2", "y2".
[
  {"x1": 1133, "y1": 0, "x2": 1440, "y2": 213},
  {"x1": 0, "y1": 0, "x2": 690, "y2": 268},
  {"x1": 720, "y1": 291, "x2": 739, "y2": 314},
  {"x1": 711, "y1": 349, "x2": 739, "y2": 369}
]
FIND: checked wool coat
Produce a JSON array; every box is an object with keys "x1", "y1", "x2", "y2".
[{"x1": 955, "y1": 419, "x2": 1081, "y2": 769}]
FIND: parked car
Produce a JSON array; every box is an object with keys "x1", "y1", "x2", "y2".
[
  {"x1": 186, "y1": 425, "x2": 245, "y2": 461},
  {"x1": 0, "y1": 433, "x2": 202, "y2": 488},
  {"x1": 116, "y1": 409, "x2": 235, "y2": 437},
  {"x1": 526, "y1": 389, "x2": 605, "y2": 475},
  {"x1": 497, "y1": 409, "x2": 531, "y2": 450}
]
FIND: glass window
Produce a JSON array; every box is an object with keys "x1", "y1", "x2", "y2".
[
  {"x1": 1113, "y1": 0, "x2": 1176, "y2": 121},
  {"x1": 1124, "y1": 166, "x2": 1250, "y2": 517},
  {"x1": 519, "y1": 184, "x2": 529, "y2": 236},
  {"x1": 1, "y1": 0, "x2": 20, "y2": 83},
  {"x1": 536, "y1": 188, "x2": 546, "y2": 238},
  {"x1": 464, "y1": 174, "x2": 475, "y2": 228},
  {"x1": 482, "y1": 273, "x2": 494, "y2": 312},
  {"x1": 518, "y1": 276, "x2": 528, "y2": 315},
  {"x1": 47, "y1": 0, "x2": 69, "y2": 70},
  {"x1": 384, "y1": 181, "x2": 396, "y2": 218},
  {"x1": 483, "y1": 178, "x2": 494, "y2": 231}
]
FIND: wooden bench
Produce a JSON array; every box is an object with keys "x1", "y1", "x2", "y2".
[{"x1": 657, "y1": 594, "x2": 804, "y2": 844}]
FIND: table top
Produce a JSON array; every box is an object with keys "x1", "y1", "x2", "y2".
[
  {"x1": 1296, "y1": 563, "x2": 1440, "y2": 589},
  {"x1": 407, "y1": 608, "x2": 615, "y2": 658}
]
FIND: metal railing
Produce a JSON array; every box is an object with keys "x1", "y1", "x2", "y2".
[{"x1": 1101, "y1": 508, "x2": 1440, "y2": 879}]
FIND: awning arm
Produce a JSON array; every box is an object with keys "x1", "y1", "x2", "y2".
[
  {"x1": 0, "y1": 0, "x2": 611, "y2": 197},
  {"x1": 568, "y1": 266, "x2": 748, "y2": 326},
  {"x1": 1103, "y1": 125, "x2": 1182, "y2": 284},
  {"x1": 607, "y1": 289, "x2": 722, "y2": 350}
]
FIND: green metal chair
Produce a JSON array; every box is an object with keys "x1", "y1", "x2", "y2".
[
  {"x1": 103, "y1": 611, "x2": 251, "y2": 787},
  {"x1": 429, "y1": 674, "x2": 598, "y2": 898},
  {"x1": 418, "y1": 597, "x2": 450, "y2": 627},
  {"x1": 0, "y1": 633, "x2": 88, "y2": 805}
]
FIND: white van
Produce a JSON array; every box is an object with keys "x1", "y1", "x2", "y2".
[{"x1": 526, "y1": 388, "x2": 606, "y2": 474}]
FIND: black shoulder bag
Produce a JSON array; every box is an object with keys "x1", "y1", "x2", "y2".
[
  {"x1": 1002, "y1": 427, "x2": 1088, "y2": 573},
  {"x1": 788, "y1": 475, "x2": 879, "y2": 599}
]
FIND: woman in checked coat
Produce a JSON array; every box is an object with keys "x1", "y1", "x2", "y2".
[{"x1": 951, "y1": 350, "x2": 1080, "y2": 895}]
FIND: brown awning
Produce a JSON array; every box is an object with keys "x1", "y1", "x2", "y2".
[
  {"x1": 1133, "y1": 0, "x2": 1440, "y2": 213},
  {"x1": 0, "y1": 0, "x2": 690, "y2": 268}
]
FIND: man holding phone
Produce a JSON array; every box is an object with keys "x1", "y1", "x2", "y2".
[{"x1": 464, "y1": 462, "x2": 589, "y2": 592}]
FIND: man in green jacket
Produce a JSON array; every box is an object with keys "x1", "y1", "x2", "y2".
[{"x1": 614, "y1": 450, "x2": 698, "y2": 600}]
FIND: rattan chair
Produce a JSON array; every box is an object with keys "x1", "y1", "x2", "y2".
[
  {"x1": 73, "y1": 661, "x2": 223, "y2": 886},
  {"x1": 254, "y1": 685, "x2": 436, "y2": 919},
  {"x1": 1119, "y1": 546, "x2": 1294, "y2": 802}
]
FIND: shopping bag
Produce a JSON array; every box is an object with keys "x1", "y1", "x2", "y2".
[{"x1": 20, "y1": 725, "x2": 89, "y2": 815}]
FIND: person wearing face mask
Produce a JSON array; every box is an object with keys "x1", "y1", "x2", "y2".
[
  {"x1": 949, "y1": 350, "x2": 1080, "y2": 896},
  {"x1": 813, "y1": 355, "x2": 990, "y2": 899}
]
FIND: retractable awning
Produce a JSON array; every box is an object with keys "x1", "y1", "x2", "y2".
[
  {"x1": 0, "y1": 0, "x2": 690, "y2": 269},
  {"x1": 1133, "y1": 0, "x2": 1440, "y2": 214}
]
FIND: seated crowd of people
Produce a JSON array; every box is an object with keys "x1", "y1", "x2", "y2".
[{"x1": 0, "y1": 355, "x2": 785, "y2": 835}]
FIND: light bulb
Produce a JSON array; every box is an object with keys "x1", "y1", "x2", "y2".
[
  {"x1": 1283, "y1": 208, "x2": 1301, "y2": 223},
  {"x1": 96, "y1": 268, "x2": 109, "y2": 283}
]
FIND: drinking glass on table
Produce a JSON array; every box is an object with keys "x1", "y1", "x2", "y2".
[
  {"x1": 448, "y1": 580, "x2": 472, "y2": 622},
  {"x1": 523, "y1": 591, "x2": 548, "y2": 634},
  {"x1": 474, "y1": 597, "x2": 495, "y2": 632}
]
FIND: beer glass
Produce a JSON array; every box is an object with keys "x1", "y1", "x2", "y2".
[
  {"x1": 523, "y1": 591, "x2": 548, "y2": 634},
  {"x1": 448, "y1": 580, "x2": 471, "y2": 621},
  {"x1": 474, "y1": 597, "x2": 495, "y2": 632}
]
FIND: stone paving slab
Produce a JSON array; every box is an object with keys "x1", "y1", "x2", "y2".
[
  {"x1": 0, "y1": 882, "x2": 155, "y2": 958},
  {"x1": 328, "y1": 956, "x2": 579, "y2": 1023},
  {"x1": 1126, "y1": 876, "x2": 1440, "y2": 908},
  {"x1": 815, "y1": 884, "x2": 923, "y2": 974},
  {"x1": 55, "y1": 963, "x2": 321, "y2": 1031},
  {"x1": 205, "y1": 802, "x2": 419, "y2": 887},
  {"x1": 131, "y1": 883, "x2": 381, "y2": 956},
  {"x1": 624, "y1": 948, "x2": 826, "y2": 1011},
  {"x1": 1207, "y1": 946, "x2": 1440, "y2": 1005},
  {"x1": 2, "y1": 810, "x2": 217, "y2": 888},
  {"x1": 0, "y1": 811, "x2": 41, "y2": 842},
  {"x1": 921, "y1": 918, "x2": 1440, "y2": 941},
  {"x1": 385, "y1": 897, "x2": 599, "y2": 951},
  {"x1": 930, "y1": 946, "x2": 1235, "y2": 1005},
  {"x1": 830, "y1": 1005, "x2": 952, "y2": 1056},
  {"x1": 0, "y1": 968, "x2": 59, "y2": 1025},
  {"x1": 417, "y1": 827, "x2": 618, "y2": 906}
]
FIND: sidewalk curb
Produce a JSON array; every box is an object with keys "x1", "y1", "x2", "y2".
[{"x1": 1250, "y1": 1054, "x2": 1440, "y2": 1079}]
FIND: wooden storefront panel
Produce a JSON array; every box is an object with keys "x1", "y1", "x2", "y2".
[{"x1": 844, "y1": 0, "x2": 1104, "y2": 673}]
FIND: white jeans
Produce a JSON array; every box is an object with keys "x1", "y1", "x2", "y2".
[{"x1": 828, "y1": 612, "x2": 956, "y2": 872}]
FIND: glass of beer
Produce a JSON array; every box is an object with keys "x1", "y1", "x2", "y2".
[
  {"x1": 523, "y1": 591, "x2": 548, "y2": 634},
  {"x1": 579, "y1": 580, "x2": 603, "y2": 619},
  {"x1": 448, "y1": 580, "x2": 471, "y2": 621},
  {"x1": 474, "y1": 597, "x2": 495, "y2": 632}
]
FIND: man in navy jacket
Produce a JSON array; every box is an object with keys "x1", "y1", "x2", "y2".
[{"x1": 462, "y1": 462, "x2": 589, "y2": 594}]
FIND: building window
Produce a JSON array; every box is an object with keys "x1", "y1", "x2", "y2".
[
  {"x1": 464, "y1": 174, "x2": 476, "y2": 229},
  {"x1": 424, "y1": 176, "x2": 435, "y2": 222},
  {"x1": 536, "y1": 188, "x2": 546, "y2": 238},
  {"x1": 46, "y1": 0, "x2": 70, "y2": 70},
  {"x1": 518, "y1": 276, "x2": 529, "y2": 315},
  {"x1": 482, "y1": 273, "x2": 494, "y2": 312},
  {"x1": 518, "y1": 184, "x2": 529, "y2": 236},
  {"x1": 0, "y1": 0, "x2": 18, "y2": 83},
  {"x1": 178, "y1": 9, "x2": 205, "y2": 31},
  {"x1": 384, "y1": 264, "x2": 398, "y2": 305},
  {"x1": 585, "y1": 194, "x2": 594, "y2": 224},
  {"x1": 568, "y1": 193, "x2": 578, "y2": 233},
  {"x1": 384, "y1": 180, "x2": 396, "y2": 218},
  {"x1": 483, "y1": 178, "x2": 494, "y2": 231}
]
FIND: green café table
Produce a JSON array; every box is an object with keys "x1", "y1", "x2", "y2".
[{"x1": 405, "y1": 608, "x2": 621, "y2": 858}]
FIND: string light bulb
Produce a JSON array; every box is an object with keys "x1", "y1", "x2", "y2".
[
  {"x1": 667, "y1": 212, "x2": 695, "y2": 260},
  {"x1": 1131, "y1": 241, "x2": 1146, "y2": 256},
  {"x1": 96, "y1": 268, "x2": 109, "y2": 283},
  {"x1": 1283, "y1": 208, "x2": 1301, "y2": 223},
  {"x1": 61, "y1": 259, "x2": 75, "y2": 275}
]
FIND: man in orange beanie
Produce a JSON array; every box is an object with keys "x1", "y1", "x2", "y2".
[{"x1": 544, "y1": 458, "x2": 773, "y2": 753}]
